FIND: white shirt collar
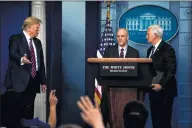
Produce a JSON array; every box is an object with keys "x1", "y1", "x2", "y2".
[
  {"x1": 23, "y1": 30, "x2": 31, "y2": 41},
  {"x1": 153, "y1": 39, "x2": 162, "y2": 50},
  {"x1": 118, "y1": 44, "x2": 128, "y2": 51}
]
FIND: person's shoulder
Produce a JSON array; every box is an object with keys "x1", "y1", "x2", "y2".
[
  {"x1": 128, "y1": 45, "x2": 139, "y2": 52},
  {"x1": 33, "y1": 37, "x2": 41, "y2": 43},
  {"x1": 106, "y1": 44, "x2": 118, "y2": 50},
  {"x1": 9, "y1": 34, "x2": 23, "y2": 40},
  {"x1": 163, "y1": 41, "x2": 172, "y2": 48},
  {"x1": 161, "y1": 40, "x2": 174, "y2": 51}
]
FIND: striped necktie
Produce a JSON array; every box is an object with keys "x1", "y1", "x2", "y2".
[
  {"x1": 29, "y1": 39, "x2": 36, "y2": 78},
  {"x1": 120, "y1": 48, "x2": 124, "y2": 58}
]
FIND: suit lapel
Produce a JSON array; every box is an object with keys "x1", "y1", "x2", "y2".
[
  {"x1": 33, "y1": 38, "x2": 39, "y2": 55},
  {"x1": 33, "y1": 38, "x2": 40, "y2": 68},
  {"x1": 125, "y1": 45, "x2": 130, "y2": 58},
  {"x1": 147, "y1": 46, "x2": 153, "y2": 58},
  {"x1": 21, "y1": 33, "x2": 30, "y2": 58},
  {"x1": 150, "y1": 40, "x2": 165, "y2": 59},
  {"x1": 115, "y1": 45, "x2": 133, "y2": 58},
  {"x1": 114, "y1": 45, "x2": 120, "y2": 57},
  {"x1": 125, "y1": 46, "x2": 132, "y2": 58}
]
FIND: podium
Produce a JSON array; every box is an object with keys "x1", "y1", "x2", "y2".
[{"x1": 87, "y1": 58, "x2": 155, "y2": 128}]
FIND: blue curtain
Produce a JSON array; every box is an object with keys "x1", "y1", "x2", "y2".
[{"x1": 45, "y1": 1, "x2": 62, "y2": 126}]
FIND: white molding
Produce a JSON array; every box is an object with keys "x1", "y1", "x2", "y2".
[{"x1": 32, "y1": 1, "x2": 47, "y2": 122}]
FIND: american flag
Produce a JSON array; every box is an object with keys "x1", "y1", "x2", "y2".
[{"x1": 94, "y1": 13, "x2": 115, "y2": 105}]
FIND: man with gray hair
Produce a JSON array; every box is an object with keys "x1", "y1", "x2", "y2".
[
  {"x1": 146, "y1": 25, "x2": 177, "y2": 128},
  {"x1": 2, "y1": 16, "x2": 47, "y2": 127}
]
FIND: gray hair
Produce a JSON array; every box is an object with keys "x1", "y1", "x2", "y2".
[{"x1": 148, "y1": 25, "x2": 163, "y2": 38}]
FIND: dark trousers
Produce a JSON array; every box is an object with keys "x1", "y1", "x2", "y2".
[
  {"x1": 149, "y1": 91, "x2": 174, "y2": 128},
  {"x1": 1, "y1": 75, "x2": 38, "y2": 128}
]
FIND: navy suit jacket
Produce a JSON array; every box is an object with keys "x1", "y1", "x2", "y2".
[
  {"x1": 3, "y1": 33, "x2": 46, "y2": 93},
  {"x1": 147, "y1": 40, "x2": 177, "y2": 97}
]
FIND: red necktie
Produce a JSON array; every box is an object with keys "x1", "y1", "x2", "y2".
[
  {"x1": 120, "y1": 48, "x2": 124, "y2": 58},
  {"x1": 29, "y1": 39, "x2": 36, "y2": 78}
]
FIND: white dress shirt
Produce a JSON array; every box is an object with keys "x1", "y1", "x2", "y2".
[
  {"x1": 22, "y1": 31, "x2": 38, "y2": 70},
  {"x1": 118, "y1": 45, "x2": 128, "y2": 58}
]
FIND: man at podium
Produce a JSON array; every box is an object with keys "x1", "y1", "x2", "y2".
[
  {"x1": 100, "y1": 28, "x2": 141, "y2": 126},
  {"x1": 146, "y1": 25, "x2": 177, "y2": 128}
]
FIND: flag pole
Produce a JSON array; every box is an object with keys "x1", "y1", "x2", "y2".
[
  {"x1": 105, "y1": 0, "x2": 114, "y2": 20},
  {"x1": 106, "y1": 1, "x2": 111, "y2": 20},
  {"x1": 94, "y1": 0, "x2": 116, "y2": 106}
]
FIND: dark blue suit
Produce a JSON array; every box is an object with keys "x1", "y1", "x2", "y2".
[
  {"x1": 2, "y1": 32, "x2": 46, "y2": 128},
  {"x1": 147, "y1": 40, "x2": 177, "y2": 128},
  {"x1": 3, "y1": 33, "x2": 46, "y2": 92}
]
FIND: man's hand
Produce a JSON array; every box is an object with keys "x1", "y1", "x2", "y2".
[
  {"x1": 151, "y1": 84, "x2": 163, "y2": 91},
  {"x1": 21, "y1": 54, "x2": 31, "y2": 64},
  {"x1": 49, "y1": 90, "x2": 58, "y2": 108},
  {"x1": 41, "y1": 85, "x2": 47, "y2": 93},
  {"x1": 77, "y1": 96, "x2": 105, "y2": 128},
  {"x1": 48, "y1": 90, "x2": 58, "y2": 128}
]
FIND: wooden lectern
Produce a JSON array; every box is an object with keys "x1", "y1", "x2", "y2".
[{"x1": 87, "y1": 58, "x2": 155, "y2": 128}]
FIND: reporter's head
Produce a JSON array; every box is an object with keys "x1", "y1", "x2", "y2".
[{"x1": 123, "y1": 101, "x2": 148, "y2": 128}]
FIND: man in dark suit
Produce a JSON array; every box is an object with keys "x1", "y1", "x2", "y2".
[
  {"x1": 100, "y1": 28, "x2": 140, "y2": 126},
  {"x1": 146, "y1": 25, "x2": 177, "y2": 128},
  {"x1": 103, "y1": 28, "x2": 139, "y2": 58},
  {"x1": 2, "y1": 16, "x2": 47, "y2": 127}
]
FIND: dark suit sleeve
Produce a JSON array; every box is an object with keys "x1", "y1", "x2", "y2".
[
  {"x1": 39, "y1": 41, "x2": 46, "y2": 85},
  {"x1": 159, "y1": 47, "x2": 176, "y2": 87},
  {"x1": 9, "y1": 38, "x2": 22, "y2": 64}
]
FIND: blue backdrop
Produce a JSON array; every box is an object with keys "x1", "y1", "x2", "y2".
[
  {"x1": 0, "y1": 1, "x2": 30, "y2": 126},
  {"x1": 0, "y1": 1, "x2": 191, "y2": 128}
]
